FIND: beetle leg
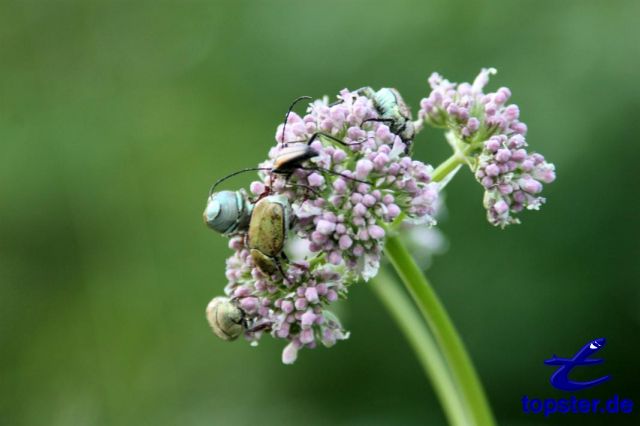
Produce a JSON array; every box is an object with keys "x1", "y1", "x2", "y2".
[
  {"x1": 286, "y1": 181, "x2": 322, "y2": 198},
  {"x1": 312, "y1": 132, "x2": 370, "y2": 147},
  {"x1": 361, "y1": 117, "x2": 405, "y2": 141},
  {"x1": 246, "y1": 319, "x2": 272, "y2": 333},
  {"x1": 275, "y1": 258, "x2": 291, "y2": 285},
  {"x1": 286, "y1": 132, "x2": 369, "y2": 148},
  {"x1": 250, "y1": 185, "x2": 273, "y2": 204},
  {"x1": 361, "y1": 117, "x2": 394, "y2": 128},
  {"x1": 282, "y1": 131, "x2": 373, "y2": 150},
  {"x1": 292, "y1": 261, "x2": 310, "y2": 271}
]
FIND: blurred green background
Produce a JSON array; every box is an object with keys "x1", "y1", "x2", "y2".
[{"x1": 1, "y1": 1, "x2": 638, "y2": 425}]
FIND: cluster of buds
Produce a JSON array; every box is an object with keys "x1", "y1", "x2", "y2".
[
  {"x1": 203, "y1": 69, "x2": 556, "y2": 363},
  {"x1": 259, "y1": 90, "x2": 439, "y2": 280},
  {"x1": 418, "y1": 68, "x2": 556, "y2": 227},
  {"x1": 205, "y1": 88, "x2": 439, "y2": 363},
  {"x1": 222, "y1": 236, "x2": 350, "y2": 363},
  {"x1": 476, "y1": 134, "x2": 556, "y2": 227}
]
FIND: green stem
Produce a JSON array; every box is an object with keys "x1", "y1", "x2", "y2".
[
  {"x1": 383, "y1": 235, "x2": 495, "y2": 426},
  {"x1": 371, "y1": 268, "x2": 470, "y2": 426},
  {"x1": 432, "y1": 153, "x2": 465, "y2": 183}
]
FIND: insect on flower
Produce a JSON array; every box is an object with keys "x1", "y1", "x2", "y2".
[
  {"x1": 207, "y1": 96, "x2": 373, "y2": 202},
  {"x1": 203, "y1": 188, "x2": 293, "y2": 277},
  {"x1": 357, "y1": 87, "x2": 416, "y2": 148},
  {"x1": 246, "y1": 194, "x2": 291, "y2": 278},
  {"x1": 330, "y1": 87, "x2": 415, "y2": 150},
  {"x1": 206, "y1": 296, "x2": 245, "y2": 341},
  {"x1": 206, "y1": 296, "x2": 271, "y2": 341},
  {"x1": 203, "y1": 189, "x2": 253, "y2": 235},
  {"x1": 203, "y1": 95, "x2": 378, "y2": 240}
]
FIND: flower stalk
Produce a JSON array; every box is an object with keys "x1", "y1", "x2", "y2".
[
  {"x1": 432, "y1": 152, "x2": 465, "y2": 183},
  {"x1": 370, "y1": 268, "x2": 470, "y2": 426},
  {"x1": 382, "y1": 230, "x2": 495, "y2": 426},
  {"x1": 375, "y1": 135, "x2": 497, "y2": 426},
  {"x1": 203, "y1": 68, "x2": 556, "y2": 426}
]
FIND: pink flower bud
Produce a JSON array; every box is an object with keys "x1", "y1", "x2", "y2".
[
  {"x1": 368, "y1": 225, "x2": 385, "y2": 240},
  {"x1": 339, "y1": 235, "x2": 353, "y2": 250},
  {"x1": 316, "y1": 219, "x2": 336, "y2": 235},
  {"x1": 301, "y1": 310, "x2": 316, "y2": 327},
  {"x1": 307, "y1": 172, "x2": 325, "y2": 187},
  {"x1": 493, "y1": 199, "x2": 509, "y2": 214},
  {"x1": 355, "y1": 159, "x2": 374, "y2": 179},
  {"x1": 281, "y1": 300, "x2": 294, "y2": 314},
  {"x1": 305, "y1": 287, "x2": 319, "y2": 303},
  {"x1": 282, "y1": 342, "x2": 299, "y2": 364}
]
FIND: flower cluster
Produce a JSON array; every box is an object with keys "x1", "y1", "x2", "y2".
[
  {"x1": 204, "y1": 70, "x2": 556, "y2": 363},
  {"x1": 418, "y1": 68, "x2": 556, "y2": 227},
  {"x1": 476, "y1": 134, "x2": 556, "y2": 227},
  {"x1": 419, "y1": 68, "x2": 527, "y2": 140},
  {"x1": 224, "y1": 236, "x2": 349, "y2": 364},
  {"x1": 257, "y1": 89, "x2": 439, "y2": 280},
  {"x1": 209, "y1": 88, "x2": 439, "y2": 363}
]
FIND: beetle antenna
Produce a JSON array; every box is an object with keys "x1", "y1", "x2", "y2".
[
  {"x1": 281, "y1": 96, "x2": 313, "y2": 147},
  {"x1": 285, "y1": 132, "x2": 371, "y2": 147},
  {"x1": 209, "y1": 167, "x2": 273, "y2": 197},
  {"x1": 298, "y1": 166, "x2": 373, "y2": 185}
]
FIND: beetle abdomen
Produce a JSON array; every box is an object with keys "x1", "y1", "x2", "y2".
[
  {"x1": 273, "y1": 145, "x2": 319, "y2": 174},
  {"x1": 250, "y1": 248, "x2": 278, "y2": 276}
]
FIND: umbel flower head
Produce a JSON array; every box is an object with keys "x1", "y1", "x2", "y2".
[
  {"x1": 210, "y1": 88, "x2": 440, "y2": 363},
  {"x1": 419, "y1": 68, "x2": 556, "y2": 227},
  {"x1": 204, "y1": 70, "x2": 556, "y2": 363},
  {"x1": 257, "y1": 89, "x2": 438, "y2": 280}
]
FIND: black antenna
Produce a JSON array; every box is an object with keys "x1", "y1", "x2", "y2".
[
  {"x1": 281, "y1": 96, "x2": 312, "y2": 146},
  {"x1": 297, "y1": 166, "x2": 373, "y2": 185},
  {"x1": 209, "y1": 167, "x2": 272, "y2": 197}
]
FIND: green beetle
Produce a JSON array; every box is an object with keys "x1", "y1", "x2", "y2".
[
  {"x1": 246, "y1": 194, "x2": 291, "y2": 277},
  {"x1": 358, "y1": 86, "x2": 415, "y2": 148}
]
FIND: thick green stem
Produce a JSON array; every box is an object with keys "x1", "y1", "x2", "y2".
[
  {"x1": 371, "y1": 134, "x2": 494, "y2": 424},
  {"x1": 371, "y1": 268, "x2": 470, "y2": 426},
  {"x1": 383, "y1": 235, "x2": 495, "y2": 426},
  {"x1": 432, "y1": 153, "x2": 465, "y2": 183}
]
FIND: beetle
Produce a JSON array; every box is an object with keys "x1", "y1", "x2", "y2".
[
  {"x1": 202, "y1": 188, "x2": 292, "y2": 278},
  {"x1": 203, "y1": 192, "x2": 292, "y2": 278},
  {"x1": 202, "y1": 187, "x2": 292, "y2": 278},
  {"x1": 206, "y1": 296, "x2": 245, "y2": 341},
  {"x1": 246, "y1": 194, "x2": 291, "y2": 277},
  {"x1": 206, "y1": 296, "x2": 272, "y2": 341},
  {"x1": 203, "y1": 189, "x2": 253, "y2": 235},
  {"x1": 358, "y1": 87, "x2": 415, "y2": 148},
  {"x1": 207, "y1": 96, "x2": 372, "y2": 200}
]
